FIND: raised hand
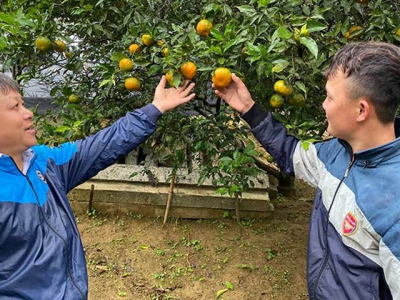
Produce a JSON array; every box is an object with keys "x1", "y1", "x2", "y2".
[
  {"x1": 152, "y1": 76, "x2": 196, "y2": 113},
  {"x1": 213, "y1": 73, "x2": 255, "y2": 114}
]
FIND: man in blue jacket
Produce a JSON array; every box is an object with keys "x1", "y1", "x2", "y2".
[
  {"x1": 213, "y1": 41, "x2": 400, "y2": 299},
  {"x1": 0, "y1": 73, "x2": 195, "y2": 299}
]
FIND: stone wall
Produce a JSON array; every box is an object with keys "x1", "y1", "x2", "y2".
[{"x1": 68, "y1": 164, "x2": 277, "y2": 219}]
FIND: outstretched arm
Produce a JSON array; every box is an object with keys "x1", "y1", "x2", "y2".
[
  {"x1": 213, "y1": 73, "x2": 255, "y2": 114},
  {"x1": 152, "y1": 76, "x2": 195, "y2": 113}
]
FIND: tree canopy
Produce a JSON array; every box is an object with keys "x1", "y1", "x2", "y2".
[{"x1": 1, "y1": 0, "x2": 399, "y2": 195}]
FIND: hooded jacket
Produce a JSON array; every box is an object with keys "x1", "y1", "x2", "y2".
[
  {"x1": 0, "y1": 104, "x2": 161, "y2": 299},
  {"x1": 242, "y1": 103, "x2": 400, "y2": 299}
]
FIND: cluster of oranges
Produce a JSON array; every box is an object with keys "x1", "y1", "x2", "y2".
[
  {"x1": 35, "y1": 36, "x2": 78, "y2": 103},
  {"x1": 269, "y1": 80, "x2": 305, "y2": 108},
  {"x1": 164, "y1": 19, "x2": 232, "y2": 89},
  {"x1": 117, "y1": 18, "x2": 233, "y2": 92},
  {"x1": 118, "y1": 33, "x2": 160, "y2": 91},
  {"x1": 35, "y1": 36, "x2": 71, "y2": 58}
]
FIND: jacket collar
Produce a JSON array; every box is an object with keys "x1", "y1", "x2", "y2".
[
  {"x1": 0, "y1": 149, "x2": 35, "y2": 175},
  {"x1": 338, "y1": 117, "x2": 400, "y2": 168}
]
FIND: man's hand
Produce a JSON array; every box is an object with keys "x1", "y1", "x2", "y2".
[
  {"x1": 213, "y1": 73, "x2": 255, "y2": 114},
  {"x1": 152, "y1": 76, "x2": 195, "y2": 113}
]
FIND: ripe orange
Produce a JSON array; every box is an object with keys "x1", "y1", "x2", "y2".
[
  {"x1": 212, "y1": 67, "x2": 232, "y2": 89},
  {"x1": 180, "y1": 61, "x2": 197, "y2": 80},
  {"x1": 141, "y1": 34, "x2": 154, "y2": 46},
  {"x1": 68, "y1": 94, "x2": 80, "y2": 104},
  {"x1": 269, "y1": 94, "x2": 284, "y2": 108},
  {"x1": 165, "y1": 70, "x2": 181, "y2": 87},
  {"x1": 287, "y1": 93, "x2": 305, "y2": 107},
  {"x1": 119, "y1": 58, "x2": 134, "y2": 72},
  {"x1": 396, "y1": 28, "x2": 400, "y2": 36},
  {"x1": 129, "y1": 43, "x2": 141, "y2": 54},
  {"x1": 274, "y1": 80, "x2": 293, "y2": 97},
  {"x1": 54, "y1": 40, "x2": 66, "y2": 52},
  {"x1": 124, "y1": 77, "x2": 141, "y2": 91},
  {"x1": 196, "y1": 19, "x2": 213, "y2": 37},
  {"x1": 35, "y1": 36, "x2": 52, "y2": 52},
  {"x1": 344, "y1": 25, "x2": 363, "y2": 40},
  {"x1": 157, "y1": 40, "x2": 164, "y2": 47}
]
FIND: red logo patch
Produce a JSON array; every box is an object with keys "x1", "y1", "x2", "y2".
[{"x1": 342, "y1": 212, "x2": 358, "y2": 236}]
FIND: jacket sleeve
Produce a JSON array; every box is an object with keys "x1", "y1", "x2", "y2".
[
  {"x1": 55, "y1": 104, "x2": 161, "y2": 192},
  {"x1": 241, "y1": 102, "x2": 324, "y2": 187},
  {"x1": 380, "y1": 221, "x2": 400, "y2": 298}
]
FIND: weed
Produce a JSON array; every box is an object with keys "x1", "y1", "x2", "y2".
[
  {"x1": 265, "y1": 248, "x2": 276, "y2": 261},
  {"x1": 154, "y1": 248, "x2": 165, "y2": 256}
]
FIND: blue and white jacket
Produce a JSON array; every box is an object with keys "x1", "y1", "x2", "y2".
[
  {"x1": 0, "y1": 104, "x2": 161, "y2": 300},
  {"x1": 242, "y1": 103, "x2": 400, "y2": 299}
]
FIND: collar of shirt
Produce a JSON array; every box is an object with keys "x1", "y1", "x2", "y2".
[{"x1": 0, "y1": 149, "x2": 35, "y2": 175}]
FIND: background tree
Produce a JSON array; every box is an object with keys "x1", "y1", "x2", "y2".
[{"x1": 1, "y1": 0, "x2": 399, "y2": 196}]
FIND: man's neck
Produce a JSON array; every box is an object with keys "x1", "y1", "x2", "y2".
[{"x1": 349, "y1": 122, "x2": 396, "y2": 153}]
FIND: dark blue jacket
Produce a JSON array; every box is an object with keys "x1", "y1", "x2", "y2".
[
  {"x1": 0, "y1": 104, "x2": 161, "y2": 299},
  {"x1": 242, "y1": 103, "x2": 400, "y2": 299}
]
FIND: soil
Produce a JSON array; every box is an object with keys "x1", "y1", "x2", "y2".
[{"x1": 77, "y1": 179, "x2": 315, "y2": 300}]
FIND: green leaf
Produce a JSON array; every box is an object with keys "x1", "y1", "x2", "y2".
[
  {"x1": 215, "y1": 288, "x2": 229, "y2": 299},
  {"x1": 99, "y1": 79, "x2": 110, "y2": 87},
  {"x1": 236, "y1": 5, "x2": 257, "y2": 17},
  {"x1": 272, "y1": 26, "x2": 292, "y2": 40},
  {"x1": 299, "y1": 37, "x2": 318, "y2": 59},
  {"x1": 0, "y1": 12, "x2": 15, "y2": 25},
  {"x1": 110, "y1": 52, "x2": 127, "y2": 62},
  {"x1": 272, "y1": 59, "x2": 290, "y2": 73},
  {"x1": 306, "y1": 20, "x2": 327, "y2": 33},
  {"x1": 55, "y1": 125, "x2": 71, "y2": 133},
  {"x1": 223, "y1": 39, "x2": 237, "y2": 52},
  {"x1": 225, "y1": 281, "x2": 234, "y2": 290}
]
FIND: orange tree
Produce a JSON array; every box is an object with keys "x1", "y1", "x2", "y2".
[{"x1": 1, "y1": 0, "x2": 399, "y2": 195}]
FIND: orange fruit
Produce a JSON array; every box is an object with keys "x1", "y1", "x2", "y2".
[
  {"x1": 35, "y1": 36, "x2": 52, "y2": 52},
  {"x1": 157, "y1": 40, "x2": 164, "y2": 47},
  {"x1": 287, "y1": 93, "x2": 306, "y2": 107},
  {"x1": 68, "y1": 94, "x2": 80, "y2": 104},
  {"x1": 141, "y1": 34, "x2": 154, "y2": 46},
  {"x1": 129, "y1": 43, "x2": 141, "y2": 54},
  {"x1": 344, "y1": 25, "x2": 363, "y2": 40},
  {"x1": 162, "y1": 47, "x2": 169, "y2": 57},
  {"x1": 196, "y1": 19, "x2": 213, "y2": 37},
  {"x1": 212, "y1": 67, "x2": 232, "y2": 89},
  {"x1": 125, "y1": 77, "x2": 141, "y2": 91},
  {"x1": 274, "y1": 80, "x2": 293, "y2": 97},
  {"x1": 119, "y1": 58, "x2": 134, "y2": 72},
  {"x1": 396, "y1": 28, "x2": 400, "y2": 36},
  {"x1": 241, "y1": 47, "x2": 248, "y2": 59},
  {"x1": 54, "y1": 40, "x2": 66, "y2": 52},
  {"x1": 266, "y1": 155, "x2": 275, "y2": 163},
  {"x1": 269, "y1": 94, "x2": 284, "y2": 108},
  {"x1": 165, "y1": 70, "x2": 181, "y2": 87},
  {"x1": 117, "y1": 83, "x2": 126, "y2": 92},
  {"x1": 180, "y1": 61, "x2": 197, "y2": 80}
]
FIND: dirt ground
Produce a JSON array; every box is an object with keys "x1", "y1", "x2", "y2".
[{"x1": 77, "y1": 180, "x2": 315, "y2": 300}]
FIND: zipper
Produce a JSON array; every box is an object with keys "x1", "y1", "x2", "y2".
[
  {"x1": 11, "y1": 156, "x2": 85, "y2": 299},
  {"x1": 312, "y1": 159, "x2": 354, "y2": 299}
]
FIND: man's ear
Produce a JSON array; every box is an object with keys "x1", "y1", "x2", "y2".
[{"x1": 357, "y1": 99, "x2": 371, "y2": 122}]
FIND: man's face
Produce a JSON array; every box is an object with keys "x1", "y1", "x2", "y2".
[
  {"x1": 0, "y1": 90, "x2": 37, "y2": 156},
  {"x1": 322, "y1": 70, "x2": 360, "y2": 142}
]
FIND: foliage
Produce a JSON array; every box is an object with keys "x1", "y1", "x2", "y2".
[{"x1": 1, "y1": 0, "x2": 399, "y2": 195}]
